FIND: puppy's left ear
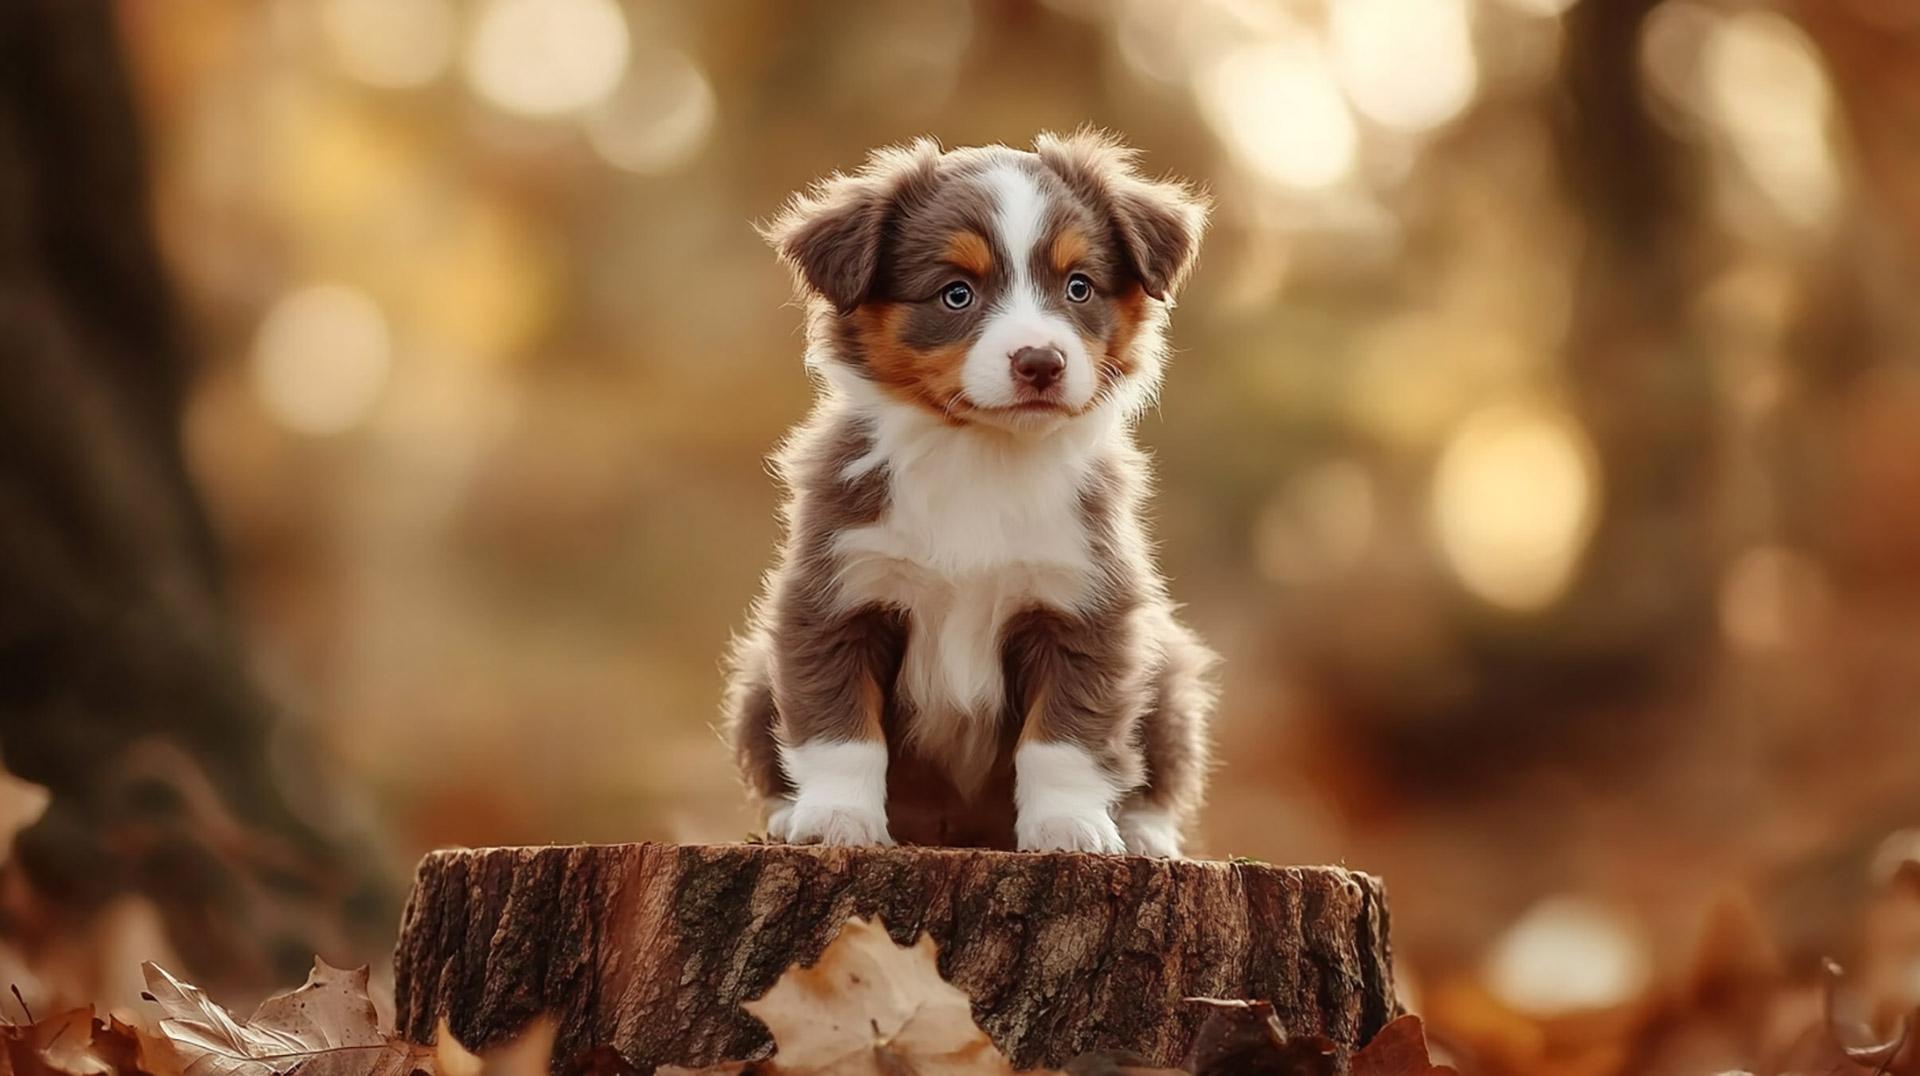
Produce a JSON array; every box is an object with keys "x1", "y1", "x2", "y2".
[{"x1": 1037, "y1": 129, "x2": 1210, "y2": 302}]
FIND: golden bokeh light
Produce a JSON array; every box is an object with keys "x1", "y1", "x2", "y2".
[
  {"x1": 251, "y1": 284, "x2": 394, "y2": 435},
  {"x1": 1639, "y1": 1, "x2": 1716, "y2": 117},
  {"x1": 319, "y1": 0, "x2": 456, "y2": 90},
  {"x1": 1115, "y1": 0, "x2": 1194, "y2": 86},
  {"x1": 1329, "y1": 0, "x2": 1479, "y2": 133},
  {"x1": 1116, "y1": 0, "x2": 1303, "y2": 86},
  {"x1": 585, "y1": 50, "x2": 717, "y2": 176},
  {"x1": 842, "y1": 0, "x2": 976, "y2": 115},
  {"x1": 1343, "y1": 315, "x2": 1536, "y2": 449},
  {"x1": 1195, "y1": 38, "x2": 1358, "y2": 191},
  {"x1": 1430, "y1": 401, "x2": 1600, "y2": 612},
  {"x1": 1493, "y1": 0, "x2": 1581, "y2": 17},
  {"x1": 1718, "y1": 545, "x2": 1830, "y2": 653},
  {"x1": 1484, "y1": 896, "x2": 1653, "y2": 1015},
  {"x1": 465, "y1": 0, "x2": 630, "y2": 118},
  {"x1": 401, "y1": 198, "x2": 559, "y2": 364},
  {"x1": 1701, "y1": 10, "x2": 1840, "y2": 230}
]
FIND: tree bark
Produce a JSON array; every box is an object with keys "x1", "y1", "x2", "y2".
[
  {"x1": 393, "y1": 843, "x2": 1397, "y2": 1071},
  {"x1": 0, "y1": 0, "x2": 397, "y2": 994}
]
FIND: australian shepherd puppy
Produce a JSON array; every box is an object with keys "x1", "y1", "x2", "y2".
[{"x1": 724, "y1": 130, "x2": 1217, "y2": 856}]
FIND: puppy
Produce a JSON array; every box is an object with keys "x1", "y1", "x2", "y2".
[{"x1": 724, "y1": 130, "x2": 1216, "y2": 856}]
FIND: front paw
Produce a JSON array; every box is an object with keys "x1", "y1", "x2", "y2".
[
  {"x1": 762, "y1": 796, "x2": 797, "y2": 841},
  {"x1": 784, "y1": 804, "x2": 894, "y2": 847},
  {"x1": 1117, "y1": 807, "x2": 1183, "y2": 858},
  {"x1": 1017, "y1": 813, "x2": 1126, "y2": 854}
]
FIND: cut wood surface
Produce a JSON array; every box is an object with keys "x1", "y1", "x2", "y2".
[{"x1": 392, "y1": 843, "x2": 1397, "y2": 1071}]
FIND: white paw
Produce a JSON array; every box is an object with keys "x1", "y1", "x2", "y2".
[
  {"x1": 1017, "y1": 813, "x2": 1126, "y2": 854},
  {"x1": 763, "y1": 796, "x2": 796, "y2": 841},
  {"x1": 785, "y1": 804, "x2": 894, "y2": 847},
  {"x1": 1117, "y1": 807, "x2": 1184, "y2": 858}
]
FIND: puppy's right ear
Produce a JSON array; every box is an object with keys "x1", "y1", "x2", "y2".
[{"x1": 760, "y1": 139, "x2": 941, "y2": 315}]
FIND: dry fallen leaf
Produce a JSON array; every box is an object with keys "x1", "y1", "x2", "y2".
[
  {"x1": 1179, "y1": 999, "x2": 1335, "y2": 1076},
  {"x1": 435, "y1": 1013, "x2": 617, "y2": 1076},
  {"x1": 469, "y1": 1018, "x2": 552, "y2": 1076},
  {"x1": 1348, "y1": 1016, "x2": 1457, "y2": 1076},
  {"x1": 741, "y1": 917, "x2": 1012, "y2": 1076},
  {"x1": 1, "y1": 1008, "x2": 147, "y2": 1076},
  {"x1": 432, "y1": 1019, "x2": 481, "y2": 1076},
  {"x1": 553, "y1": 1042, "x2": 641, "y2": 1076},
  {"x1": 139, "y1": 959, "x2": 434, "y2": 1076}
]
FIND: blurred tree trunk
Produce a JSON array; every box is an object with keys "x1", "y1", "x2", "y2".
[
  {"x1": 0, "y1": 0, "x2": 394, "y2": 995},
  {"x1": 1550, "y1": 0, "x2": 1719, "y2": 662},
  {"x1": 1365, "y1": 0, "x2": 1722, "y2": 790}
]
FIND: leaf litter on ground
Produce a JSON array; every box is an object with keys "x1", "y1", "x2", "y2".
[{"x1": 0, "y1": 883, "x2": 1909, "y2": 1076}]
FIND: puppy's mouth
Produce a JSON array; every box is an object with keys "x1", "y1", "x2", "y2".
[
  {"x1": 997, "y1": 398, "x2": 1070, "y2": 413},
  {"x1": 957, "y1": 395, "x2": 1090, "y2": 428},
  {"x1": 992, "y1": 381, "x2": 1082, "y2": 414}
]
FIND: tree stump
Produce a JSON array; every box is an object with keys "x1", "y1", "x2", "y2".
[{"x1": 393, "y1": 843, "x2": 1397, "y2": 1071}]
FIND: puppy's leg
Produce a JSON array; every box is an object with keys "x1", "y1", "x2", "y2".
[
  {"x1": 772, "y1": 605, "x2": 906, "y2": 847},
  {"x1": 1002, "y1": 607, "x2": 1148, "y2": 855},
  {"x1": 1117, "y1": 617, "x2": 1218, "y2": 858},
  {"x1": 722, "y1": 646, "x2": 796, "y2": 838}
]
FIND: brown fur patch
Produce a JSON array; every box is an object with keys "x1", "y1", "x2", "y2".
[
  {"x1": 853, "y1": 302, "x2": 971, "y2": 424},
  {"x1": 1049, "y1": 228, "x2": 1090, "y2": 275},
  {"x1": 942, "y1": 231, "x2": 993, "y2": 277},
  {"x1": 721, "y1": 410, "x2": 900, "y2": 811},
  {"x1": 885, "y1": 736, "x2": 1018, "y2": 849}
]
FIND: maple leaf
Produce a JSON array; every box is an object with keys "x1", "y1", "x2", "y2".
[
  {"x1": 432, "y1": 1020, "x2": 482, "y2": 1076},
  {"x1": 466, "y1": 1019, "x2": 552, "y2": 1076},
  {"x1": 1179, "y1": 999, "x2": 1335, "y2": 1076},
  {"x1": 139, "y1": 959, "x2": 434, "y2": 1076},
  {"x1": 741, "y1": 917, "x2": 1012, "y2": 1076},
  {"x1": 1, "y1": 1008, "x2": 145, "y2": 1076},
  {"x1": 1347, "y1": 1017, "x2": 1457, "y2": 1076}
]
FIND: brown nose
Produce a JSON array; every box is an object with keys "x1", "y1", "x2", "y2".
[{"x1": 1011, "y1": 346, "x2": 1066, "y2": 390}]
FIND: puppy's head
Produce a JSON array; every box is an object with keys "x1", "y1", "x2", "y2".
[{"x1": 763, "y1": 131, "x2": 1209, "y2": 433}]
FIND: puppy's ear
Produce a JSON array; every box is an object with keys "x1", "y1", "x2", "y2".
[
  {"x1": 1036, "y1": 128, "x2": 1210, "y2": 302},
  {"x1": 760, "y1": 138, "x2": 941, "y2": 314}
]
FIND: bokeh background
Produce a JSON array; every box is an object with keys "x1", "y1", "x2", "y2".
[{"x1": 6, "y1": 0, "x2": 1920, "y2": 1068}]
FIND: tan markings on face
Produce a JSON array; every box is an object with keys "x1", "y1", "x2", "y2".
[
  {"x1": 943, "y1": 231, "x2": 993, "y2": 278},
  {"x1": 1050, "y1": 228, "x2": 1091, "y2": 275},
  {"x1": 854, "y1": 302, "x2": 973, "y2": 425},
  {"x1": 1089, "y1": 284, "x2": 1150, "y2": 396}
]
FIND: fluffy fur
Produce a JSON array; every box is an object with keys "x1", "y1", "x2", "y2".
[{"x1": 724, "y1": 130, "x2": 1217, "y2": 856}]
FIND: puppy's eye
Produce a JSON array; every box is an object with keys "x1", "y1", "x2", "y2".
[
  {"x1": 1065, "y1": 274, "x2": 1094, "y2": 303},
  {"x1": 941, "y1": 282, "x2": 974, "y2": 310}
]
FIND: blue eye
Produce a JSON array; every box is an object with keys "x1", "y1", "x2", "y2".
[
  {"x1": 1065, "y1": 274, "x2": 1093, "y2": 303},
  {"x1": 941, "y1": 282, "x2": 974, "y2": 310}
]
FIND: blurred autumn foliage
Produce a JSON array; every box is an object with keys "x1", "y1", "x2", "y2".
[{"x1": 3, "y1": 0, "x2": 1920, "y2": 1073}]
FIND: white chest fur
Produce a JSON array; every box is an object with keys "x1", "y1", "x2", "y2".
[{"x1": 828, "y1": 401, "x2": 1112, "y2": 727}]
